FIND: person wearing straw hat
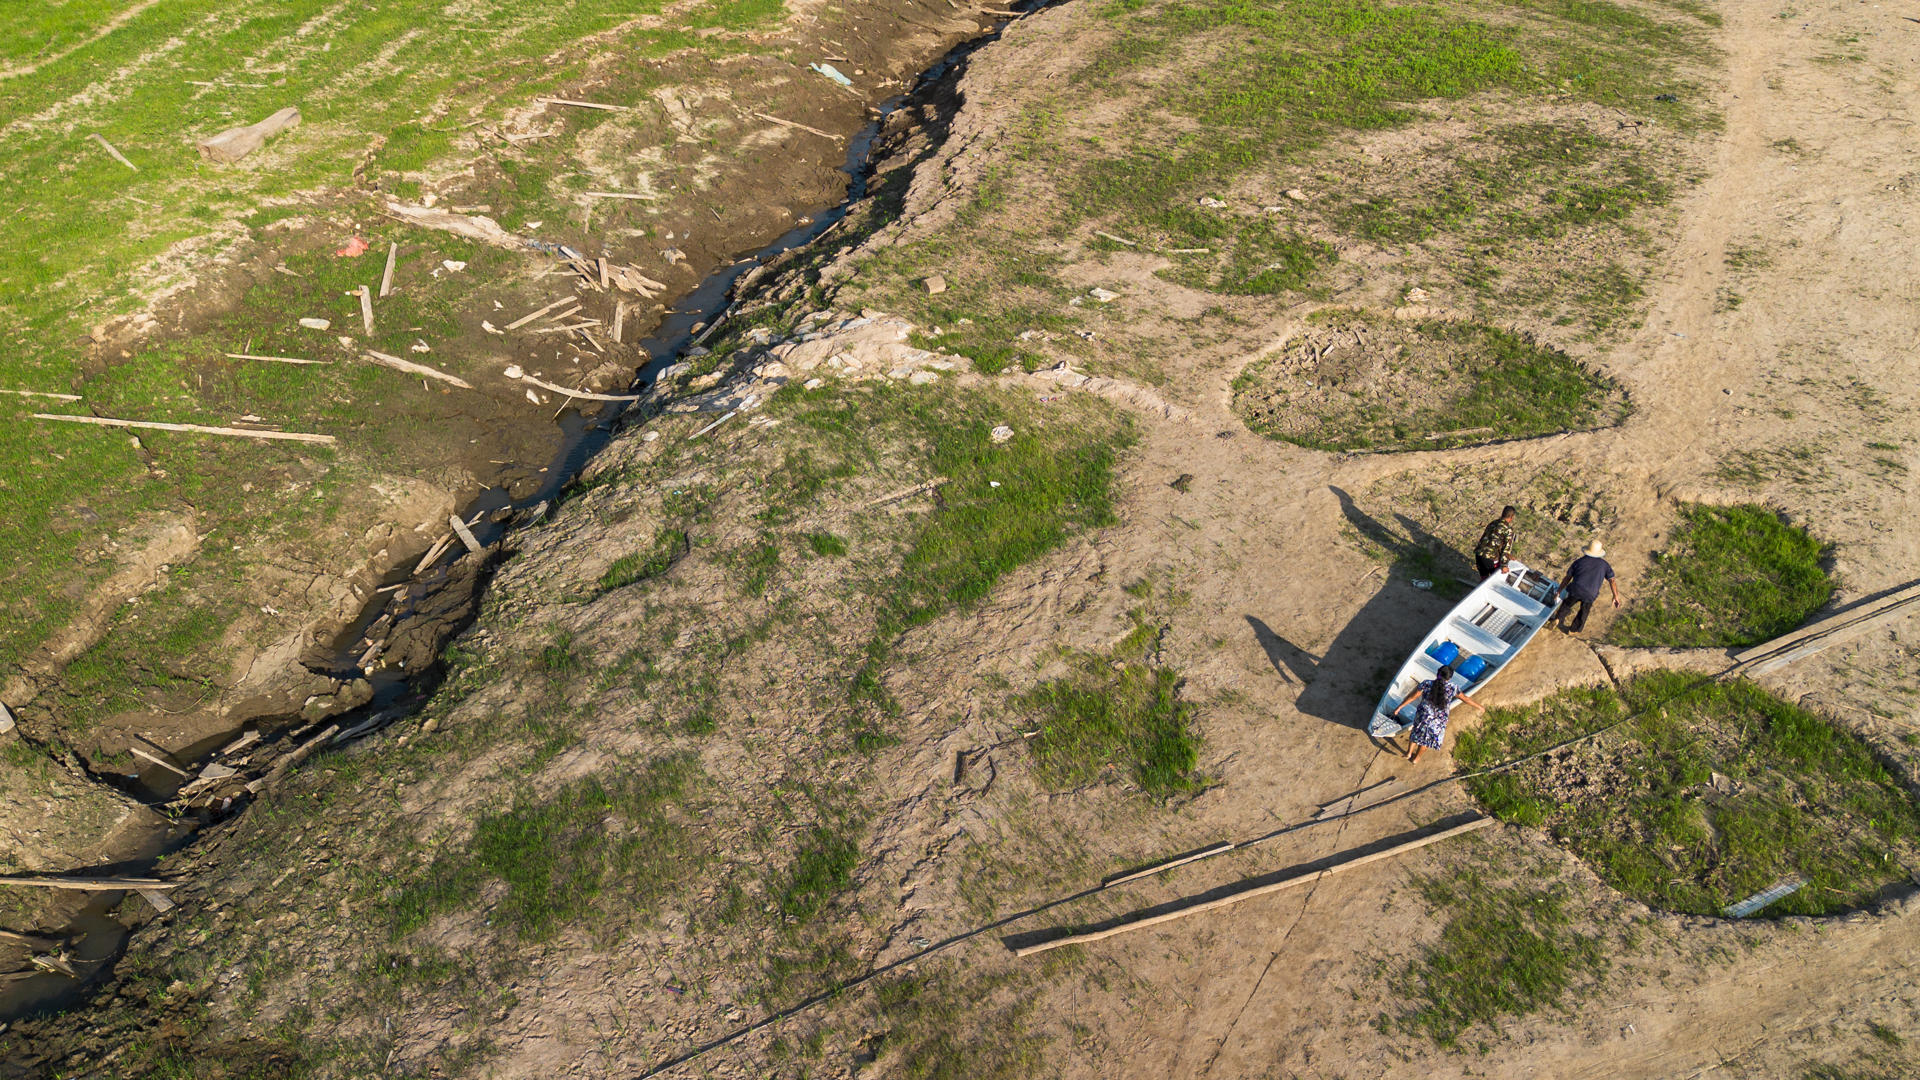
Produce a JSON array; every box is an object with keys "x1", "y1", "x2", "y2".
[{"x1": 1556, "y1": 540, "x2": 1619, "y2": 635}]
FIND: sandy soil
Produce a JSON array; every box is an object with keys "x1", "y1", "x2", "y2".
[{"x1": 9, "y1": 0, "x2": 1920, "y2": 1074}]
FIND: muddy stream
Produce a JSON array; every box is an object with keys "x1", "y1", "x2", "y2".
[{"x1": 0, "y1": 0, "x2": 1052, "y2": 1027}]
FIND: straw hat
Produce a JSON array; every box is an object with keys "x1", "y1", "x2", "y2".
[{"x1": 1585, "y1": 539, "x2": 1606, "y2": 558}]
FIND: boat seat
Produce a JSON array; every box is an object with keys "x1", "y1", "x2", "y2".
[
  {"x1": 1446, "y1": 618, "x2": 1509, "y2": 655},
  {"x1": 1491, "y1": 585, "x2": 1548, "y2": 617}
]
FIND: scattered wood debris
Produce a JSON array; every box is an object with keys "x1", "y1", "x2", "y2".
[
  {"x1": 583, "y1": 190, "x2": 656, "y2": 201},
  {"x1": 363, "y1": 351, "x2": 473, "y2": 389},
  {"x1": 504, "y1": 296, "x2": 578, "y2": 330},
  {"x1": 33, "y1": 414, "x2": 336, "y2": 444},
  {"x1": 354, "y1": 286, "x2": 374, "y2": 334},
  {"x1": 196, "y1": 107, "x2": 300, "y2": 163},
  {"x1": 89, "y1": 133, "x2": 137, "y2": 171},
  {"x1": 508, "y1": 371, "x2": 645, "y2": 402}
]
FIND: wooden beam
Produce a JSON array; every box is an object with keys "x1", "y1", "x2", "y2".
[
  {"x1": 33, "y1": 414, "x2": 336, "y2": 444},
  {"x1": 515, "y1": 373, "x2": 645, "y2": 402},
  {"x1": 1012, "y1": 817, "x2": 1495, "y2": 957},
  {"x1": 0, "y1": 389, "x2": 82, "y2": 401},
  {"x1": 356, "y1": 286, "x2": 374, "y2": 335},
  {"x1": 448, "y1": 514, "x2": 482, "y2": 554},
  {"x1": 582, "y1": 191, "x2": 656, "y2": 201},
  {"x1": 127, "y1": 743, "x2": 189, "y2": 779}
]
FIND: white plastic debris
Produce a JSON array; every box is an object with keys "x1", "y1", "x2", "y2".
[
  {"x1": 442, "y1": 260, "x2": 467, "y2": 272},
  {"x1": 1198, "y1": 196, "x2": 1229, "y2": 209},
  {"x1": 504, "y1": 365, "x2": 524, "y2": 379},
  {"x1": 482, "y1": 321, "x2": 503, "y2": 335},
  {"x1": 989, "y1": 481, "x2": 1002, "y2": 488},
  {"x1": 642, "y1": 431, "x2": 660, "y2": 442},
  {"x1": 410, "y1": 340, "x2": 431, "y2": 353},
  {"x1": 803, "y1": 378, "x2": 824, "y2": 389},
  {"x1": 1089, "y1": 287, "x2": 1120, "y2": 303},
  {"x1": 990, "y1": 425, "x2": 1014, "y2": 443},
  {"x1": 298, "y1": 317, "x2": 331, "y2": 330}
]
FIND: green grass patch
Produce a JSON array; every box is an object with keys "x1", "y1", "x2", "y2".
[
  {"x1": 1456, "y1": 673, "x2": 1920, "y2": 916},
  {"x1": 1021, "y1": 610, "x2": 1203, "y2": 796},
  {"x1": 1389, "y1": 862, "x2": 1610, "y2": 1047},
  {"x1": 775, "y1": 826, "x2": 862, "y2": 922},
  {"x1": 1611, "y1": 503, "x2": 1832, "y2": 648},
  {"x1": 598, "y1": 529, "x2": 690, "y2": 592},
  {"x1": 805, "y1": 531, "x2": 849, "y2": 557},
  {"x1": 389, "y1": 753, "x2": 705, "y2": 940}
]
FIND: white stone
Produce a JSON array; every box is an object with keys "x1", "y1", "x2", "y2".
[
  {"x1": 1089, "y1": 287, "x2": 1120, "y2": 303},
  {"x1": 908, "y1": 371, "x2": 938, "y2": 385},
  {"x1": 298, "y1": 317, "x2": 331, "y2": 330}
]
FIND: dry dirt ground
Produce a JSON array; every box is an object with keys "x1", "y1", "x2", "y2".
[{"x1": 10, "y1": 0, "x2": 1920, "y2": 1076}]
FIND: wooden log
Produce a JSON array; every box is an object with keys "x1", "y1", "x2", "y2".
[
  {"x1": 448, "y1": 514, "x2": 482, "y2": 554},
  {"x1": 90, "y1": 133, "x2": 138, "y2": 171},
  {"x1": 196, "y1": 107, "x2": 301, "y2": 164},
  {"x1": 356, "y1": 286, "x2": 374, "y2": 335},
  {"x1": 1012, "y1": 816, "x2": 1496, "y2": 957},
  {"x1": 504, "y1": 296, "x2": 577, "y2": 331},
  {"x1": 33, "y1": 414, "x2": 335, "y2": 444},
  {"x1": 0, "y1": 875, "x2": 183, "y2": 892},
  {"x1": 379, "y1": 242, "x2": 399, "y2": 298},
  {"x1": 362, "y1": 351, "x2": 473, "y2": 390},
  {"x1": 538, "y1": 97, "x2": 630, "y2": 111},
  {"x1": 381, "y1": 200, "x2": 526, "y2": 250},
  {"x1": 224, "y1": 352, "x2": 325, "y2": 365}
]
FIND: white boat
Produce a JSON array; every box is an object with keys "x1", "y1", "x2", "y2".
[{"x1": 1369, "y1": 560, "x2": 1563, "y2": 738}]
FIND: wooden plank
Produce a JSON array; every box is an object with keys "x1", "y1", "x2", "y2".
[
  {"x1": 138, "y1": 888, "x2": 178, "y2": 913},
  {"x1": 1742, "y1": 598, "x2": 1920, "y2": 677},
  {"x1": 751, "y1": 111, "x2": 843, "y2": 142},
  {"x1": 582, "y1": 191, "x2": 657, "y2": 201},
  {"x1": 127, "y1": 743, "x2": 190, "y2": 779},
  {"x1": 1012, "y1": 817, "x2": 1495, "y2": 957},
  {"x1": 0, "y1": 875, "x2": 181, "y2": 892},
  {"x1": 1733, "y1": 581, "x2": 1920, "y2": 665},
  {"x1": 90, "y1": 133, "x2": 137, "y2": 171},
  {"x1": 413, "y1": 533, "x2": 454, "y2": 575},
  {"x1": 244, "y1": 723, "x2": 340, "y2": 794},
  {"x1": 362, "y1": 351, "x2": 474, "y2": 390},
  {"x1": 356, "y1": 286, "x2": 374, "y2": 335},
  {"x1": 33, "y1": 413, "x2": 336, "y2": 444},
  {"x1": 503, "y1": 296, "x2": 577, "y2": 331},
  {"x1": 864, "y1": 478, "x2": 949, "y2": 509},
  {"x1": 538, "y1": 97, "x2": 631, "y2": 111},
  {"x1": 448, "y1": 514, "x2": 482, "y2": 554},
  {"x1": 516, "y1": 373, "x2": 645, "y2": 402},
  {"x1": 598, "y1": 257, "x2": 610, "y2": 290},
  {"x1": 224, "y1": 352, "x2": 325, "y2": 365},
  {"x1": 379, "y1": 242, "x2": 399, "y2": 298},
  {"x1": 688, "y1": 410, "x2": 737, "y2": 440},
  {"x1": 613, "y1": 301, "x2": 627, "y2": 344},
  {"x1": 0, "y1": 388, "x2": 82, "y2": 401}
]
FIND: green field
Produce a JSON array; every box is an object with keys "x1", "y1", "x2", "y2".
[{"x1": 0, "y1": 0, "x2": 787, "y2": 723}]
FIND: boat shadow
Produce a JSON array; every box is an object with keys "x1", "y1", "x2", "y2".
[{"x1": 1245, "y1": 487, "x2": 1461, "y2": 732}]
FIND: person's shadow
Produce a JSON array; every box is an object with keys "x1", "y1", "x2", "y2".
[{"x1": 1244, "y1": 487, "x2": 1460, "y2": 730}]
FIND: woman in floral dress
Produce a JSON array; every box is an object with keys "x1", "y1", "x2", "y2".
[{"x1": 1392, "y1": 663, "x2": 1485, "y2": 763}]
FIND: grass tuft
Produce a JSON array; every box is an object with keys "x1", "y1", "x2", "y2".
[{"x1": 1611, "y1": 503, "x2": 1832, "y2": 647}]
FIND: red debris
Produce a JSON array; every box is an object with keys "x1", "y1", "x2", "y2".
[{"x1": 333, "y1": 236, "x2": 370, "y2": 257}]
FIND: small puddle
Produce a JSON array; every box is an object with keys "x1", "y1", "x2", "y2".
[{"x1": 1, "y1": 0, "x2": 1057, "y2": 1026}]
